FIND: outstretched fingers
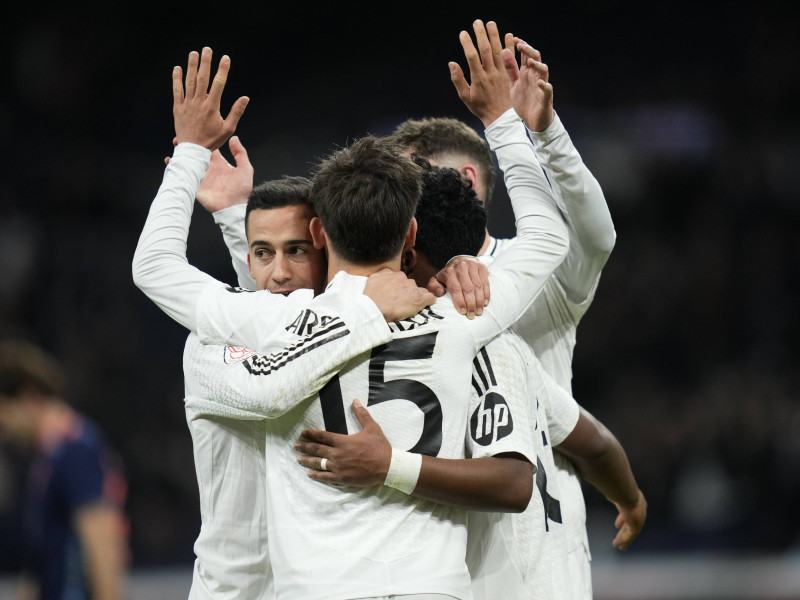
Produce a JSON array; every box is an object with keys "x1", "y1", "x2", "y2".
[
  {"x1": 485, "y1": 21, "x2": 505, "y2": 70},
  {"x1": 185, "y1": 50, "x2": 199, "y2": 98},
  {"x1": 195, "y1": 47, "x2": 212, "y2": 97},
  {"x1": 449, "y1": 61, "x2": 470, "y2": 102},
  {"x1": 501, "y1": 48, "x2": 520, "y2": 83},
  {"x1": 223, "y1": 95, "x2": 250, "y2": 135}
]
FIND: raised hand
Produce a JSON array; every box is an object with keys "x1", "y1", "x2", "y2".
[
  {"x1": 172, "y1": 47, "x2": 249, "y2": 151},
  {"x1": 195, "y1": 136, "x2": 254, "y2": 213},
  {"x1": 449, "y1": 20, "x2": 513, "y2": 128},
  {"x1": 500, "y1": 37, "x2": 554, "y2": 132}
]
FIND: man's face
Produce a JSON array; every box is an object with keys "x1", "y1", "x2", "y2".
[{"x1": 246, "y1": 205, "x2": 327, "y2": 295}]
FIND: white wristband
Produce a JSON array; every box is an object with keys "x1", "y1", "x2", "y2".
[{"x1": 384, "y1": 449, "x2": 422, "y2": 495}]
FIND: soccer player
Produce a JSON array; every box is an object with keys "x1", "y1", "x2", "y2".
[
  {"x1": 292, "y1": 163, "x2": 645, "y2": 599},
  {"x1": 393, "y1": 20, "x2": 618, "y2": 598},
  {"x1": 134, "y1": 46, "x2": 569, "y2": 598},
  {"x1": 0, "y1": 340, "x2": 128, "y2": 600},
  {"x1": 135, "y1": 49, "x2": 447, "y2": 600}
]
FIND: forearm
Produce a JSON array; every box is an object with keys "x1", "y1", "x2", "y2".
[
  {"x1": 213, "y1": 204, "x2": 256, "y2": 290},
  {"x1": 559, "y1": 410, "x2": 640, "y2": 508},
  {"x1": 477, "y1": 110, "x2": 568, "y2": 340},
  {"x1": 132, "y1": 143, "x2": 221, "y2": 331},
  {"x1": 76, "y1": 507, "x2": 126, "y2": 600},
  {"x1": 530, "y1": 113, "x2": 616, "y2": 299},
  {"x1": 412, "y1": 455, "x2": 533, "y2": 512}
]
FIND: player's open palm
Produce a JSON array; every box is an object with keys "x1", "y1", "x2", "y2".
[
  {"x1": 501, "y1": 37, "x2": 554, "y2": 133},
  {"x1": 196, "y1": 136, "x2": 254, "y2": 213},
  {"x1": 172, "y1": 47, "x2": 249, "y2": 151}
]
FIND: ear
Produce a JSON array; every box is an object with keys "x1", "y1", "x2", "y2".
[
  {"x1": 401, "y1": 247, "x2": 418, "y2": 275},
  {"x1": 459, "y1": 165, "x2": 479, "y2": 192},
  {"x1": 309, "y1": 217, "x2": 327, "y2": 250},
  {"x1": 247, "y1": 252, "x2": 255, "y2": 280},
  {"x1": 404, "y1": 217, "x2": 418, "y2": 251}
]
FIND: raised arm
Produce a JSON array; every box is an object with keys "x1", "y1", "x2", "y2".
[
  {"x1": 132, "y1": 47, "x2": 249, "y2": 330},
  {"x1": 508, "y1": 38, "x2": 616, "y2": 303},
  {"x1": 451, "y1": 21, "x2": 569, "y2": 344},
  {"x1": 198, "y1": 136, "x2": 256, "y2": 289}
]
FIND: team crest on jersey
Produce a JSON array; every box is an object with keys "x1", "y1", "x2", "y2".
[
  {"x1": 387, "y1": 306, "x2": 444, "y2": 333},
  {"x1": 224, "y1": 285, "x2": 253, "y2": 294},
  {"x1": 224, "y1": 346, "x2": 256, "y2": 364},
  {"x1": 470, "y1": 392, "x2": 514, "y2": 446},
  {"x1": 285, "y1": 309, "x2": 338, "y2": 336}
]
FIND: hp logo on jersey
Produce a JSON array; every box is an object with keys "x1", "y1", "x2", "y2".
[{"x1": 470, "y1": 392, "x2": 513, "y2": 446}]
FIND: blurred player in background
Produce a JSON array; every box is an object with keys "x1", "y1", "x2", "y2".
[{"x1": 0, "y1": 340, "x2": 128, "y2": 600}]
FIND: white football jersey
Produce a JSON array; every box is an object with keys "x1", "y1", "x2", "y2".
[
  {"x1": 466, "y1": 333, "x2": 579, "y2": 600},
  {"x1": 187, "y1": 274, "x2": 540, "y2": 600}
]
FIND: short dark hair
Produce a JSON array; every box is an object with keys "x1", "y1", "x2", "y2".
[
  {"x1": 311, "y1": 136, "x2": 422, "y2": 266},
  {"x1": 245, "y1": 176, "x2": 313, "y2": 233},
  {"x1": 392, "y1": 117, "x2": 496, "y2": 206},
  {"x1": 0, "y1": 340, "x2": 65, "y2": 399},
  {"x1": 413, "y1": 159, "x2": 487, "y2": 271}
]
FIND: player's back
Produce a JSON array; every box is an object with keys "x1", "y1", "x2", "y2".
[
  {"x1": 264, "y1": 292, "x2": 486, "y2": 600},
  {"x1": 466, "y1": 332, "x2": 576, "y2": 600}
]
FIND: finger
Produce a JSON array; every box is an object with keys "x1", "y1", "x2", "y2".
[
  {"x1": 477, "y1": 261, "x2": 490, "y2": 306},
  {"x1": 164, "y1": 156, "x2": 170, "y2": 166},
  {"x1": 222, "y1": 96, "x2": 250, "y2": 137},
  {"x1": 456, "y1": 265, "x2": 478, "y2": 318},
  {"x1": 526, "y1": 59, "x2": 550, "y2": 83},
  {"x1": 307, "y1": 470, "x2": 339, "y2": 484},
  {"x1": 485, "y1": 21, "x2": 504, "y2": 69},
  {"x1": 228, "y1": 135, "x2": 252, "y2": 169},
  {"x1": 426, "y1": 275, "x2": 446, "y2": 297},
  {"x1": 351, "y1": 399, "x2": 375, "y2": 428},
  {"x1": 467, "y1": 262, "x2": 485, "y2": 315},
  {"x1": 472, "y1": 20, "x2": 493, "y2": 71},
  {"x1": 449, "y1": 62, "x2": 471, "y2": 103},
  {"x1": 439, "y1": 267, "x2": 465, "y2": 314},
  {"x1": 501, "y1": 48, "x2": 520, "y2": 83},
  {"x1": 296, "y1": 454, "x2": 331, "y2": 470},
  {"x1": 172, "y1": 136, "x2": 179, "y2": 148},
  {"x1": 517, "y1": 42, "x2": 542, "y2": 62},
  {"x1": 185, "y1": 51, "x2": 199, "y2": 98},
  {"x1": 504, "y1": 32, "x2": 515, "y2": 52},
  {"x1": 613, "y1": 524, "x2": 634, "y2": 550},
  {"x1": 196, "y1": 47, "x2": 213, "y2": 97},
  {"x1": 208, "y1": 54, "x2": 230, "y2": 105},
  {"x1": 294, "y1": 440, "x2": 330, "y2": 457},
  {"x1": 298, "y1": 428, "x2": 338, "y2": 446},
  {"x1": 459, "y1": 30, "x2": 482, "y2": 79},
  {"x1": 172, "y1": 66, "x2": 184, "y2": 106}
]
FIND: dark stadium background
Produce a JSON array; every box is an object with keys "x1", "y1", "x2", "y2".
[{"x1": 2, "y1": 0, "x2": 799, "y2": 581}]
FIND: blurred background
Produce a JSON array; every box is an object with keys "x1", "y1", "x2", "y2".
[{"x1": 2, "y1": 1, "x2": 799, "y2": 598}]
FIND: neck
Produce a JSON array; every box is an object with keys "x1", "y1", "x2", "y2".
[
  {"x1": 326, "y1": 254, "x2": 402, "y2": 281},
  {"x1": 478, "y1": 229, "x2": 491, "y2": 256}
]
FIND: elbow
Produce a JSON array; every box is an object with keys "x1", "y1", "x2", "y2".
[{"x1": 500, "y1": 459, "x2": 535, "y2": 513}]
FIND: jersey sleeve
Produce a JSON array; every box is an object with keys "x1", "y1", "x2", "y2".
[
  {"x1": 132, "y1": 142, "x2": 228, "y2": 331},
  {"x1": 185, "y1": 276, "x2": 394, "y2": 419},
  {"x1": 465, "y1": 110, "x2": 569, "y2": 346},
  {"x1": 528, "y1": 112, "x2": 616, "y2": 305},
  {"x1": 540, "y1": 369, "x2": 580, "y2": 446},
  {"x1": 212, "y1": 204, "x2": 257, "y2": 290},
  {"x1": 465, "y1": 337, "x2": 537, "y2": 467}
]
